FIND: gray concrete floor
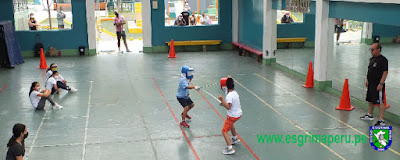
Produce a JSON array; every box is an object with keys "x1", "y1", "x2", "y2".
[
  {"x1": 0, "y1": 51, "x2": 399, "y2": 159},
  {"x1": 276, "y1": 43, "x2": 400, "y2": 117}
]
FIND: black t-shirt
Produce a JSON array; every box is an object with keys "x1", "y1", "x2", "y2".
[
  {"x1": 6, "y1": 141, "x2": 25, "y2": 160},
  {"x1": 367, "y1": 55, "x2": 388, "y2": 83},
  {"x1": 181, "y1": 11, "x2": 190, "y2": 25},
  {"x1": 29, "y1": 20, "x2": 37, "y2": 30}
]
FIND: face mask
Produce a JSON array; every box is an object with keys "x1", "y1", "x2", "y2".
[
  {"x1": 51, "y1": 68, "x2": 57, "y2": 71},
  {"x1": 24, "y1": 132, "x2": 29, "y2": 139},
  {"x1": 54, "y1": 76, "x2": 59, "y2": 79}
]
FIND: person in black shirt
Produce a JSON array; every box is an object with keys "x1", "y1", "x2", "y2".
[
  {"x1": 28, "y1": 13, "x2": 38, "y2": 30},
  {"x1": 181, "y1": 9, "x2": 190, "y2": 26},
  {"x1": 6, "y1": 123, "x2": 28, "y2": 160},
  {"x1": 281, "y1": 12, "x2": 294, "y2": 23},
  {"x1": 360, "y1": 43, "x2": 389, "y2": 126}
]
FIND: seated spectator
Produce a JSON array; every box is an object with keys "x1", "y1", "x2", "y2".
[
  {"x1": 281, "y1": 12, "x2": 294, "y2": 23},
  {"x1": 174, "y1": 15, "x2": 186, "y2": 26},
  {"x1": 29, "y1": 82, "x2": 63, "y2": 110},
  {"x1": 199, "y1": 12, "x2": 212, "y2": 25},
  {"x1": 46, "y1": 63, "x2": 77, "y2": 93},
  {"x1": 190, "y1": 14, "x2": 196, "y2": 26}
]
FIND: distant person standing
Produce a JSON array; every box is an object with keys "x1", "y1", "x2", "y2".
[
  {"x1": 113, "y1": 10, "x2": 130, "y2": 52},
  {"x1": 181, "y1": 9, "x2": 190, "y2": 26},
  {"x1": 281, "y1": 12, "x2": 294, "y2": 23},
  {"x1": 28, "y1": 13, "x2": 38, "y2": 30},
  {"x1": 335, "y1": 18, "x2": 344, "y2": 45},
  {"x1": 57, "y1": 7, "x2": 66, "y2": 29},
  {"x1": 360, "y1": 43, "x2": 389, "y2": 126}
]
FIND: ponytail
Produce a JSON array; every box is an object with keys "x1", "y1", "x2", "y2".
[
  {"x1": 7, "y1": 123, "x2": 26, "y2": 147},
  {"x1": 29, "y1": 82, "x2": 38, "y2": 96}
]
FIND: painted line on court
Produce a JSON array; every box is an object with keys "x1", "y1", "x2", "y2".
[
  {"x1": 26, "y1": 111, "x2": 48, "y2": 160},
  {"x1": 0, "y1": 84, "x2": 7, "y2": 94},
  {"x1": 81, "y1": 81, "x2": 93, "y2": 160},
  {"x1": 228, "y1": 76, "x2": 345, "y2": 159},
  {"x1": 196, "y1": 89, "x2": 260, "y2": 160},
  {"x1": 254, "y1": 73, "x2": 400, "y2": 156},
  {"x1": 153, "y1": 78, "x2": 200, "y2": 160}
]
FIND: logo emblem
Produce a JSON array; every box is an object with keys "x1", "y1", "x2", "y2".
[
  {"x1": 373, "y1": 62, "x2": 377, "y2": 67},
  {"x1": 370, "y1": 126, "x2": 392, "y2": 151}
]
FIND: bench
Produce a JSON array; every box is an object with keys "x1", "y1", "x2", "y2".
[
  {"x1": 166, "y1": 40, "x2": 222, "y2": 51},
  {"x1": 232, "y1": 42, "x2": 263, "y2": 62},
  {"x1": 277, "y1": 37, "x2": 307, "y2": 48}
]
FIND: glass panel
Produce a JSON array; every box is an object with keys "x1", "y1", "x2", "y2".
[
  {"x1": 277, "y1": 10, "x2": 303, "y2": 24},
  {"x1": 165, "y1": 0, "x2": 219, "y2": 26},
  {"x1": 14, "y1": 0, "x2": 73, "y2": 31}
]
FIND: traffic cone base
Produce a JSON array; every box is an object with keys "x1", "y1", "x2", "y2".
[
  {"x1": 168, "y1": 39, "x2": 177, "y2": 58},
  {"x1": 336, "y1": 79, "x2": 354, "y2": 111},
  {"x1": 336, "y1": 105, "x2": 354, "y2": 111},
  {"x1": 39, "y1": 48, "x2": 48, "y2": 69},
  {"x1": 303, "y1": 62, "x2": 314, "y2": 88}
]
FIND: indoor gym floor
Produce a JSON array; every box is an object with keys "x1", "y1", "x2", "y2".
[{"x1": 0, "y1": 50, "x2": 399, "y2": 159}]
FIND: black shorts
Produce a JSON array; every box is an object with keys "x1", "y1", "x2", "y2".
[
  {"x1": 116, "y1": 31, "x2": 126, "y2": 41},
  {"x1": 366, "y1": 82, "x2": 385, "y2": 104},
  {"x1": 177, "y1": 97, "x2": 193, "y2": 108}
]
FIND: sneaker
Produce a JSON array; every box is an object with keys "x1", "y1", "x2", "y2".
[
  {"x1": 180, "y1": 121, "x2": 190, "y2": 128},
  {"x1": 69, "y1": 87, "x2": 78, "y2": 93},
  {"x1": 222, "y1": 147, "x2": 235, "y2": 155},
  {"x1": 231, "y1": 137, "x2": 240, "y2": 145},
  {"x1": 374, "y1": 120, "x2": 386, "y2": 126},
  {"x1": 181, "y1": 113, "x2": 191, "y2": 120},
  {"x1": 360, "y1": 114, "x2": 374, "y2": 121},
  {"x1": 52, "y1": 104, "x2": 63, "y2": 109}
]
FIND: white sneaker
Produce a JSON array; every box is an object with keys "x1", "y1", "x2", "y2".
[
  {"x1": 52, "y1": 104, "x2": 63, "y2": 109},
  {"x1": 231, "y1": 137, "x2": 240, "y2": 145},
  {"x1": 222, "y1": 147, "x2": 235, "y2": 155},
  {"x1": 69, "y1": 87, "x2": 77, "y2": 93}
]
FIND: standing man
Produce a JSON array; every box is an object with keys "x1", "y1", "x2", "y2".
[
  {"x1": 57, "y1": 7, "x2": 66, "y2": 29},
  {"x1": 335, "y1": 18, "x2": 344, "y2": 45},
  {"x1": 181, "y1": 9, "x2": 190, "y2": 26},
  {"x1": 360, "y1": 43, "x2": 389, "y2": 126},
  {"x1": 113, "y1": 10, "x2": 130, "y2": 52}
]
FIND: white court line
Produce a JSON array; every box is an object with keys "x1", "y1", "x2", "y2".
[
  {"x1": 81, "y1": 81, "x2": 93, "y2": 160},
  {"x1": 227, "y1": 76, "x2": 346, "y2": 160},
  {"x1": 254, "y1": 74, "x2": 400, "y2": 156},
  {"x1": 26, "y1": 110, "x2": 48, "y2": 160}
]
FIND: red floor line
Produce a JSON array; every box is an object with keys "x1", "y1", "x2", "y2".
[
  {"x1": 152, "y1": 78, "x2": 200, "y2": 160},
  {"x1": 0, "y1": 84, "x2": 7, "y2": 94},
  {"x1": 196, "y1": 90, "x2": 260, "y2": 160}
]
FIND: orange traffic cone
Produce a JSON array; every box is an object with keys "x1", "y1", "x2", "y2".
[
  {"x1": 303, "y1": 62, "x2": 314, "y2": 88},
  {"x1": 336, "y1": 79, "x2": 354, "y2": 111},
  {"x1": 39, "y1": 48, "x2": 48, "y2": 69},
  {"x1": 375, "y1": 91, "x2": 390, "y2": 108},
  {"x1": 168, "y1": 39, "x2": 177, "y2": 58}
]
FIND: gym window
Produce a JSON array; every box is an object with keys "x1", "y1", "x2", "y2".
[
  {"x1": 277, "y1": 10, "x2": 304, "y2": 24},
  {"x1": 13, "y1": 0, "x2": 73, "y2": 31},
  {"x1": 165, "y1": 0, "x2": 219, "y2": 27}
]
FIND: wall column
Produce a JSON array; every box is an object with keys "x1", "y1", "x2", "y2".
[
  {"x1": 232, "y1": 0, "x2": 239, "y2": 42},
  {"x1": 314, "y1": 0, "x2": 332, "y2": 89},
  {"x1": 262, "y1": 0, "x2": 277, "y2": 64},
  {"x1": 86, "y1": 0, "x2": 96, "y2": 54},
  {"x1": 143, "y1": 0, "x2": 152, "y2": 48}
]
